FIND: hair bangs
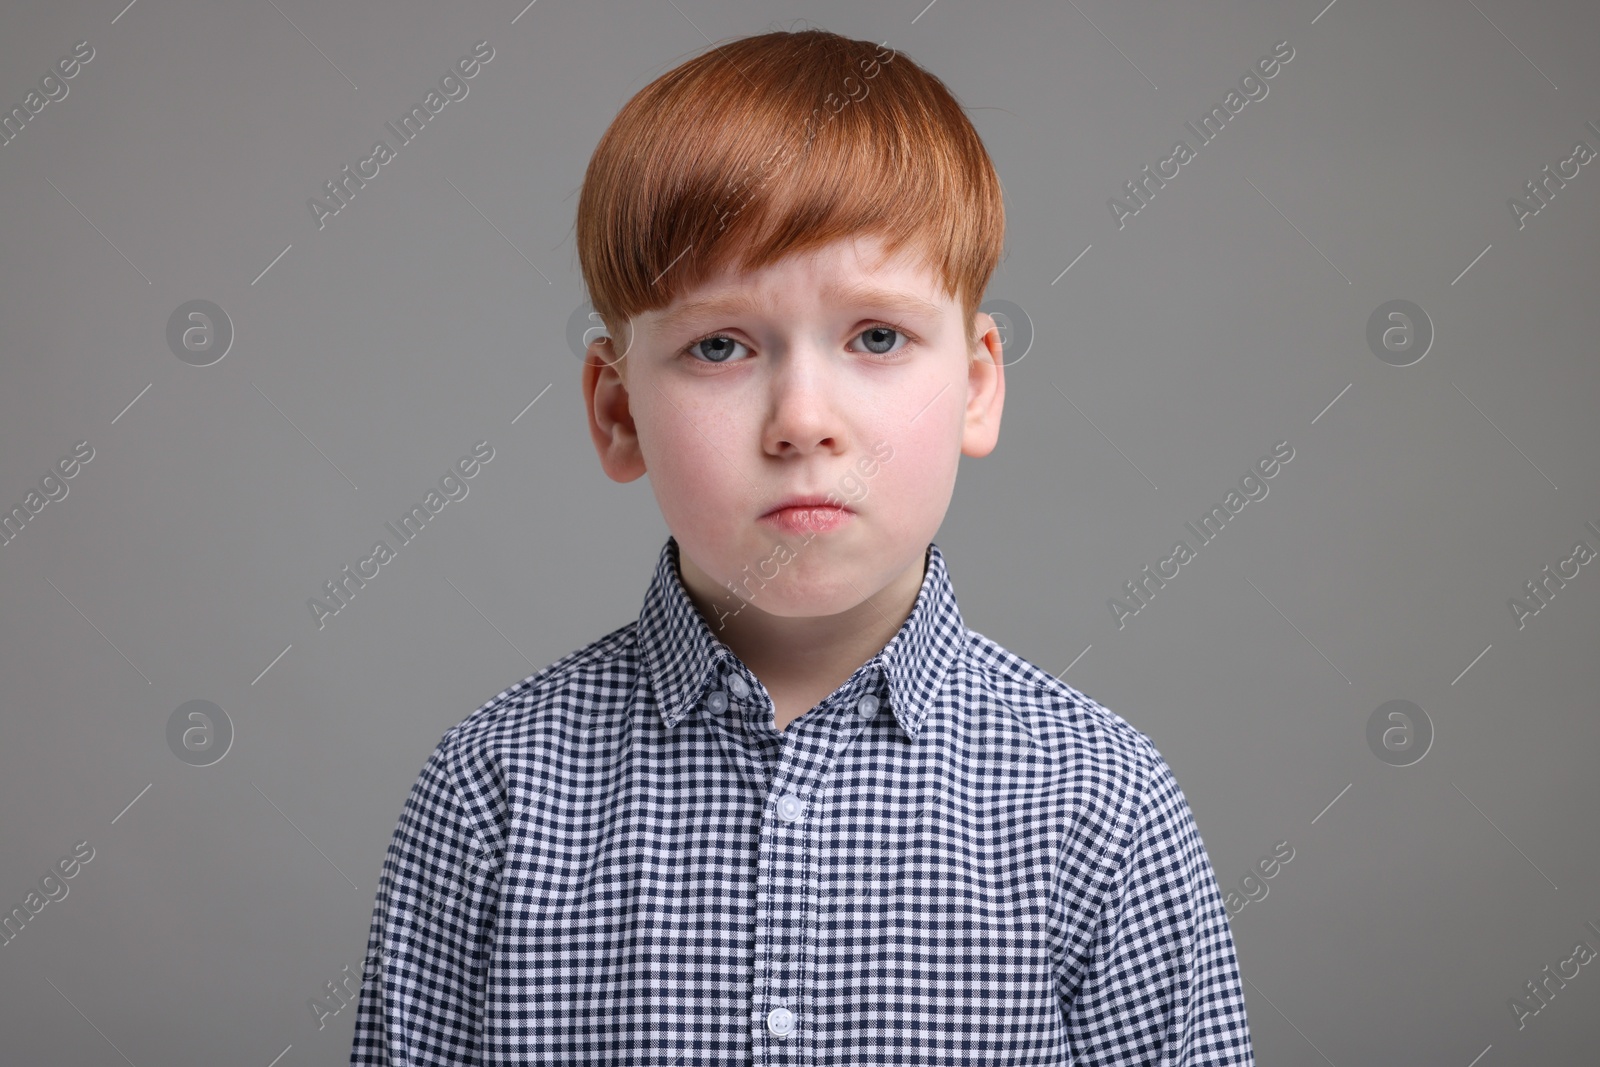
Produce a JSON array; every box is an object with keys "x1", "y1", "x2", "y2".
[{"x1": 575, "y1": 28, "x2": 1004, "y2": 359}]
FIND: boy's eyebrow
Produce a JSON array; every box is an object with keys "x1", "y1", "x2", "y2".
[{"x1": 652, "y1": 282, "x2": 947, "y2": 336}]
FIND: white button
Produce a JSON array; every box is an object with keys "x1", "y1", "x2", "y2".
[
  {"x1": 707, "y1": 690, "x2": 728, "y2": 714},
  {"x1": 856, "y1": 693, "x2": 879, "y2": 718},
  {"x1": 728, "y1": 674, "x2": 749, "y2": 698},
  {"x1": 766, "y1": 1006, "x2": 795, "y2": 1037},
  {"x1": 776, "y1": 793, "x2": 804, "y2": 822}
]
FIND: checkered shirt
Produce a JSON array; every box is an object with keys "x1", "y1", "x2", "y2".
[{"x1": 350, "y1": 535, "x2": 1254, "y2": 1065}]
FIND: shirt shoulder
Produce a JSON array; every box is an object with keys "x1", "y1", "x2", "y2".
[
  {"x1": 450, "y1": 619, "x2": 639, "y2": 746},
  {"x1": 962, "y1": 627, "x2": 1165, "y2": 796},
  {"x1": 959, "y1": 628, "x2": 1183, "y2": 897},
  {"x1": 418, "y1": 620, "x2": 640, "y2": 830},
  {"x1": 963, "y1": 630, "x2": 1253, "y2": 1064}
]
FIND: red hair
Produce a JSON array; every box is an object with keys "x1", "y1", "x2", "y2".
[{"x1": 573, "y1": 27, "x2": 1006, "y2": 361}]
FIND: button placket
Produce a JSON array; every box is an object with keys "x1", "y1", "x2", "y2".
[{"x1": 757, "y1": 719, "x2": 833, "y2": 1062}]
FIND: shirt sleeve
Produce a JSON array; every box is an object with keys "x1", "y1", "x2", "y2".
[
  {"x1": 350, "y1": 727, "x2": 502, "y2": 1066},
  {"x1": 1061, "y1": 742, "x2": 1255, "y2": 1065}
]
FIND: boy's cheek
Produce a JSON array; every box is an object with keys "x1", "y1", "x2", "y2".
[{"x1": 836, "y1": 472, "x2": 866, "y2": 504}]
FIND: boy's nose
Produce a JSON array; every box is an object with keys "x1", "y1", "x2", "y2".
[{"x1": 762, "y1": 348, "x2": 844, "y2": 456}]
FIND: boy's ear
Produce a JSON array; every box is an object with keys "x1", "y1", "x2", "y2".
[
  {"x1": 582, "y1": 337, "x2": 647, "y2": 482},
  {"x1": 961, "y1": 312, "x2": 1005, "y2": 459}
]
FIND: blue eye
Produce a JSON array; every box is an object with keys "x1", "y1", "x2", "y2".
[
  {"x1": 680, "y1": 323, "x2": 913, "y2": 364},
  {"x1": 684, "y1": 335, "x2": 749, "y2": 363},
  {"x1": 857, "y1": 325, "x2": 902, "y2": 355}
]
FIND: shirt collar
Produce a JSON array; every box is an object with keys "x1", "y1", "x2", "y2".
[{"x1": 636, "y1": 535, "x2": 966, "y2": 740}]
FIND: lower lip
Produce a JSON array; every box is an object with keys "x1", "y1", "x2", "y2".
[{"x1": 760, "y1": 506, "x2": 854, "y2": 535}]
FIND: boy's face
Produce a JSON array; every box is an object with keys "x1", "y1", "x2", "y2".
[{"x1": 582, "y1": 234, "x2": 1004, "y2": 622}]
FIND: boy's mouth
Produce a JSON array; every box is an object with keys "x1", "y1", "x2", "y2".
[
  {"x1": 760, "y1": 495, "x2": 855, "y2": 535},
  {"x1": 762, "y1": 493, "x2": 853, "y2": 516}
]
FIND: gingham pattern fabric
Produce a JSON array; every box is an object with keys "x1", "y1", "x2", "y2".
[{"x1": 350, "y1": 535, "x2": 1255, "y2": 1065}]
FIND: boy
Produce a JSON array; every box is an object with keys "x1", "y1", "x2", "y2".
[{"x1": 351, "y1": 27, "x2": 1254, "y2": 1066}]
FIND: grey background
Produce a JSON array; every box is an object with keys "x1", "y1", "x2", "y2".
[{"x1": 1, "y1": 0, "x2": 1596, "y2": 1063}]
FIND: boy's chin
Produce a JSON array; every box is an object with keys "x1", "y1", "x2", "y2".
[
  {"x1": 724, "y1": 580, "x2": 884, "y2": 620},
  {"x1": 706, "y1": 542, "x2": 910, "y2": 617}
]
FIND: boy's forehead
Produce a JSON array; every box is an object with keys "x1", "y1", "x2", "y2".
[{"x1": 648, "y1": 237, "x2": 948, "y2": 329}]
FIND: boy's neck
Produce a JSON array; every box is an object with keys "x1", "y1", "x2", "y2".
[{"x1": 676, "y1": 548, "x2": 928, "y2": 728}]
